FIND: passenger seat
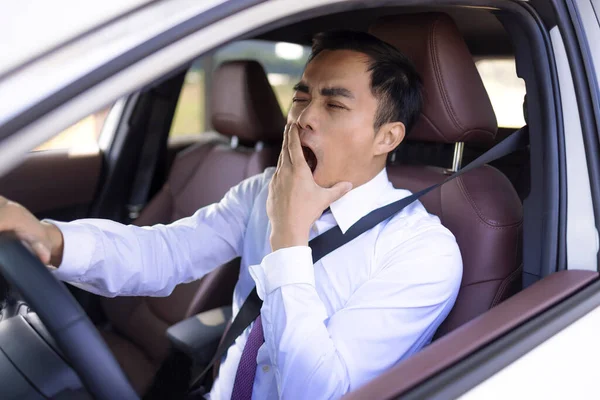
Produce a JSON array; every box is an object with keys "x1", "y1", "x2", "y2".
[
  {"x1": 370, "y1": 13, "x2": 523, "y2": 338},
  {"x1": 98, "y1": 60, "x2": 285, "y2": 395}
]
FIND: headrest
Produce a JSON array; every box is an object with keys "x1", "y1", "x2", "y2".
[
  {"x1": 369, "y1": 13, "x2": 498, "y2": 145},
  {"x1": 211, "y1": 60, "x2": 285, "y2": 144}
]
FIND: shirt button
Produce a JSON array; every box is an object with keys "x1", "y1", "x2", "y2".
[{"x1": 262, "y1": 365, "x2": 270, "y2": 373}]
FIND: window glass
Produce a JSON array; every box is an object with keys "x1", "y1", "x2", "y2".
[
  {"x1": 475, "y1": 58, "x2": 527, "y2": 128},
  {"x1": 169, "y1": 40, "x2": 310, "y2": 138},
  {"x1": 170, "y1": 63, "x2": 206, "y2": 137},
  {"x1": 33, "y1": 108, "x2": 110, "y2": 152},
  {"x1": 215, "y1": 40, "x2": 310, "y2": 114}
]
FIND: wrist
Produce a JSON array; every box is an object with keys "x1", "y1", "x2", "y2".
[
  {"x1": 269, "y1": 228, "x2": 308, "y2": 252},
  {"x1": 42, "y1": 221, "x2": 64, "y2": 267}
]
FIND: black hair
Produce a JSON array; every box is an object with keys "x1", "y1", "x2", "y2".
[{"x1": 309, "y1": 30, "x2": 423, "y2": 135}]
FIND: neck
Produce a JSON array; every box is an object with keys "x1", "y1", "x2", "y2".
[
  {"x1": 349, "y1": 165, "x2": 386, "y2": 190},
  {"x1": 350, "y1": 156, "x2": 387, "y2": 188}
]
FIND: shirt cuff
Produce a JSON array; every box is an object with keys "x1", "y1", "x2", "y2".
[
  {"x1": 43, "y1": 220, "x2": 96, "y2": 282},
  {"x1": 249, "y1": 246, "x2": 314, "y2": 299}
]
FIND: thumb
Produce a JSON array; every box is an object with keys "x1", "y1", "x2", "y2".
[
  {"x1": 325, "y1": 181, "x2": 353, "y2": 204},
  {"x1": 31, "y1": 241, "x2": 51, "y2": 265}
]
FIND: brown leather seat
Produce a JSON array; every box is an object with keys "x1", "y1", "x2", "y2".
[
  {"x1": 370, "y1": 13, "x2": 523, "y2": 338},
  {"x1": 99, "y1": 60, "x2": 284, "y2": 395}
]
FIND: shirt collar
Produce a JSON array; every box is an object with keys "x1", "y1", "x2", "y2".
[{"x1": 328, "y1": 168, "x2": 393, "y2": 234}]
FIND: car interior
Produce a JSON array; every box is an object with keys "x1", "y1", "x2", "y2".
[{"x1": 0, "y1": 2, "x2": 598, "y2": 399}]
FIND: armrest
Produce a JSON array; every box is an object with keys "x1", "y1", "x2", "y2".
[{"x1": 166, "y1": 305, "x2": 232, "y2": 363}]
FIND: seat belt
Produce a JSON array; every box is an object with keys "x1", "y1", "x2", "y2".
[
  {"x1": 126, "y1": 95, "x2": 170, "y2": 221},
  {"x1": 188, "y1": 126, "x2": 529, "y2": 391}
]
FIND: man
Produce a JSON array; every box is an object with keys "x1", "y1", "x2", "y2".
[{"x1": 0, "y1": 31, "x2": 462, "y2": 399}]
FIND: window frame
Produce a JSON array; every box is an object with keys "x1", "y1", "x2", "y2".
[{"x1": 168, "y1": 38, "x2": 311, "y2": 139}]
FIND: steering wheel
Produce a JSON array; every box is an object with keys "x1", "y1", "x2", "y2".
[{"x1": 0, "y1": 233, "x2": 138, "y2": 400}]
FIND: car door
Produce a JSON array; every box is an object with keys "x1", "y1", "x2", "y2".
[
  {"x1": 453, "y1": 0, "x2": 600, "y2": 396},
  {"x1": 0, "y1": 107, "x2": 111, "y2": 221}
]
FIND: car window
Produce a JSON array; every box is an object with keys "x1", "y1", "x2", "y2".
[
  {"x1": 475, "y1": 58, "x2": 527, "y2": 128},
  {"x1": 170, "y1": 59, "x2": 207, "y2": 137},
  {"x1": 33, "y1": 107, "x2": 111, "y2": 152},
  {"x1": 169, "y1": 40, "x2": 310, "y2": 138}
]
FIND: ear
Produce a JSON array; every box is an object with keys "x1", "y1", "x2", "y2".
[{"x1": 373, "y1": 122, "x2": 405, "y2": 156}]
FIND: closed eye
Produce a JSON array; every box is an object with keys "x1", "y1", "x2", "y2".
[
  {"x1": 292, "y1": 98, "x2": 308, "y2": 103},
  {"x1": 328, "y1": 103, "x2": 346, "y2": 110}
]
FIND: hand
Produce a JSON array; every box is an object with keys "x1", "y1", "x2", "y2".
[
  {"x1": 0, "y1": 196, "x2": 64, "y2": 266},
  {"x1": 267, "y1": 124, "x2": 352, "y2": 251}
]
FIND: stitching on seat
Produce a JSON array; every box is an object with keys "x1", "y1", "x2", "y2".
[
  {"x1": 456, "y1": 174, "x2": 523, "y2": 229},
  {"x1": 420, "y1": 112, "x2": 452, "y2": 143},
  {"x1": 460, "y1": 278, "x2": 505, "y2": 288},
  {"x1": 430, "y1": 16, "x2": 463, "y2": 133},
  {"x1": 490, "y1": 263, "x2": 523, "y2": 306},
  {"x1": 457, "y1": 128, "x2": 497, "y2": 142}
]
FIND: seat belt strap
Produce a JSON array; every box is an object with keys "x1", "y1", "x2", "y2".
[
  {"x1": 189, "y1": 126, "x2": 529, "y2": 389},
  {"x1": 127, "y1": 96, "x2": 170, "y2": 221}
]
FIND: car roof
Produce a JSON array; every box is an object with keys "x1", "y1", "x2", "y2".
[{"x1": 0, "y1": 0, "x2": 155, "y2": 78}]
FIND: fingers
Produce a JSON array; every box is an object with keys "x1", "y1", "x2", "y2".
[
  {"x1": 0, "y1": 197, "x2": 52, "y2": 265},
  {"x1": 286, "y1": 123, "x2": 304, "y2": 166},
  {"x1": 277, "y1": 124, "x2": 291, "y2": 168},
  {"x1": 275, "y1": 124, "x2": 291, "y2": 175},
  {"x1": 279, "y1": 123, "x2": 307, "y2": 170},
  {"x1": 0, "y1": 197, "x2": 14, "y2": 231},
  {"x1": 282, "y1": 124, "x2": 291, "y2": 162}
]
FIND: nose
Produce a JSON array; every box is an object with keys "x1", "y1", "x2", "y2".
[{"x1": 296, "y1": 101, "x2": 317, "y2": 132}]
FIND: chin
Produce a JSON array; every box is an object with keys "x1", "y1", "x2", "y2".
[{"x1": 312, "y1": 170, "x2": 333, "y2": 189}]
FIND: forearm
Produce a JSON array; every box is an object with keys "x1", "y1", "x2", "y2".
[{"x1": 50, "y1": 216, "x2": 238, "y2": 297}]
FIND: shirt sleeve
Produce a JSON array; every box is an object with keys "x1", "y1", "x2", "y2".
[
  {"x1": 249, "y1": 229, "x2": 462, "y2": 399},
  {"x1": 49, "y1": 169, "x2": 273, "y2": 297}
]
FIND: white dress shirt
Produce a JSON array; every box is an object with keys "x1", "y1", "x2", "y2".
[{"x1": 51, "y1": 167, "x2": 462, "y2": 400}]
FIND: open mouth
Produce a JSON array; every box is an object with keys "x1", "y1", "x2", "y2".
[{"x1": 302, "y1": 146, "x2": 317, "y2": 173}]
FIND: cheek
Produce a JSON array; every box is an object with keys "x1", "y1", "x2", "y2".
[
  {"x1": 287, "y1": 103, "x2": 305, "y2": 123},
  {"x1": 321, "y1": 131, "x2": 373, "y2": 171},
  {"x1": 327, "y1": 119, "x2": 374, "y2": 153},
  {"x1": 287, "y1": 109, "x2": 297, "y2": 124}
]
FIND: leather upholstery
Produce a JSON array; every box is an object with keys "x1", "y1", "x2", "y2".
[
  {"x1": 211, "y1": 60, "x2": 286, "y2": 144},
  {"x1": 371, "y1": 13, "x2": 523, "y2": 336},
  {"x1": 99, "y1": 61, "x2": 283, "y2": 395},
  {"x1": 370, "y1": 13, "x2": 498, "y2": 145},
  {"x1": 100, "y1": 330, "x2": 159, "y2": 395},
  {"x1": 386, "y1": 165, "x2": 522, "y2": 337}
]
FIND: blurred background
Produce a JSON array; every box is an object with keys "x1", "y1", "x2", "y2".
[{"x1": 35, "y1": 40, "x2": 525, "y2": 152}]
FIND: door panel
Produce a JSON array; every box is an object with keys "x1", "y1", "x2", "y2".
[
  {"x1": 0, "y1": 149, "x2": 103, "y2": 220},
  {"x1": 343, "y1": 270, "x2": 598, "y2": 400},
  {"x1": 458, "y1": 304, "x2": 600, "y2": 399}
]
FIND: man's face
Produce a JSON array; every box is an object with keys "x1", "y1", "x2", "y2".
[{"x1": 288, "y1": 49, "x2": 385, "y2": 188}]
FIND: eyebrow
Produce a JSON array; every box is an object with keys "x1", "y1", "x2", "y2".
[
  {"x1": 293, "y1": 82, "x2": 309, "y2": 93},
  {"x1": 293, "y1": 82, "x2": 355, "y2": 100}
]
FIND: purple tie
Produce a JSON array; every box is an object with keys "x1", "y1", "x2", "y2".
[
  {"x1": 230, "y1": 208, "x2": 330, "y2": 398},
  {"x1": 231, "y1": 315, "x2": 264, "y2": 400}
]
